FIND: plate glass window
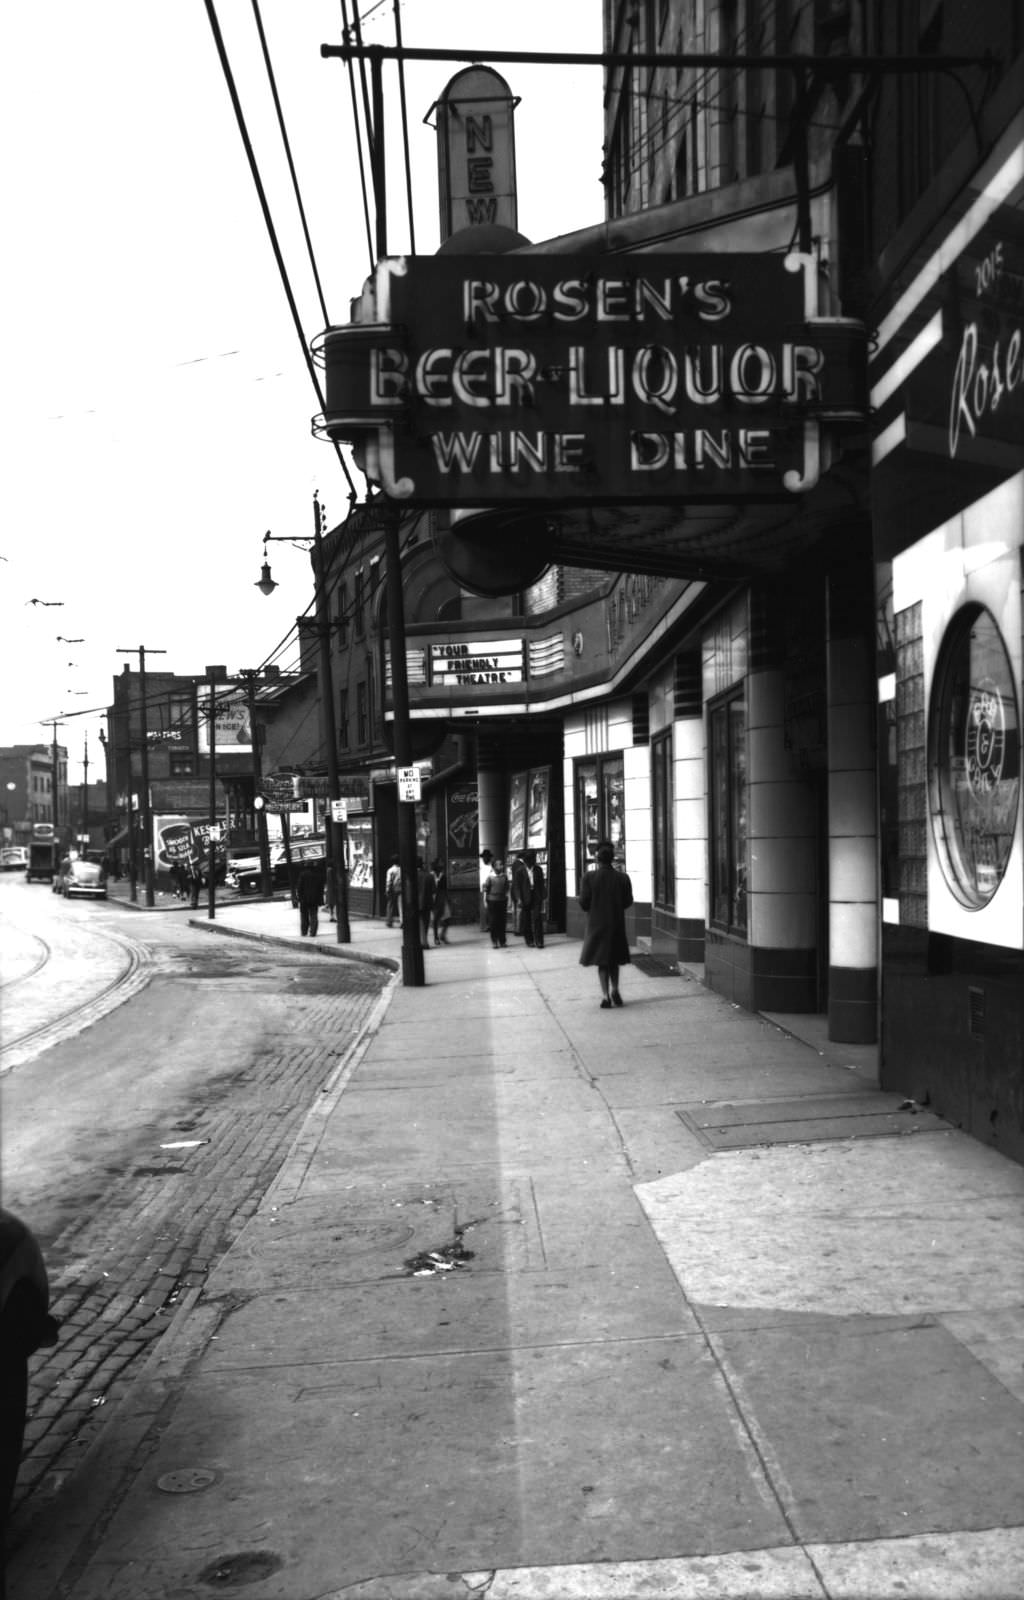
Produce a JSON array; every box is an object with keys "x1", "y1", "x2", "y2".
[
  {"x1": 709, "y1": 692, "x2": 747, "y2": 934},
  {"x1": 575, "y1": 754, "x2": 626, "y2": 883},
  {"x1": 929, "y1": 605, "x2": 1020, "y2": 908},
  {"x1": 651, "y1": 730, "x2": 674, "y2": 909}
]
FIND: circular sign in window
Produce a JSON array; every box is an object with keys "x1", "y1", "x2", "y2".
[{"x1": 929, "y1": 605, "x2": 1020, "y2": 908}]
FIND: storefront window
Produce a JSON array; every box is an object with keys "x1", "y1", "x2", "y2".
[
  {"x1": 929, "y1": 605, "x2": 1020, "y2": 909},
  {"x1": 575, "y1": 754, "x2": 626, "y2": 882},
  {"x1": 652, "y1": 731, "x2": 674, "y2": 908},
  {"x1": 346, "y1": 815, "x2": 375, "y2": 893},
  {"x1": 709, "y1": 693, "x2": 747, "y2": 933}
]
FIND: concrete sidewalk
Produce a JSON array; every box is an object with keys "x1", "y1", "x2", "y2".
[{"x1": 13, "y1": 899, "x2": 1024, "y2": 1599}]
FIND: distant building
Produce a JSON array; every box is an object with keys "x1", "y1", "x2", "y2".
[
  {"x1": 103, "y1": 663, "x2": 311, "y2": 879},
  {"x1": 0, "y1": 744, "x2": 69, "y2": 844}
]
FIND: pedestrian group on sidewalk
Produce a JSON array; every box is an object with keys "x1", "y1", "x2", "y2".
[{"x1": 379, "y1": 839, "x2": 633, "y2": 1009}]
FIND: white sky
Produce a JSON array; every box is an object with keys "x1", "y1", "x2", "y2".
[{"x1": 0, "y1": 1, "x2": 604, "y2": 786}]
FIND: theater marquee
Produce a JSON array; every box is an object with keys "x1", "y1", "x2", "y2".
[{"x1": 315, "y1": 252, "x2": 866, "y2": 505}]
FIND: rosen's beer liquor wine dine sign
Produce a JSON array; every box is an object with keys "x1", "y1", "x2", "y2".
[{"x1": 317, "y1": 253, "x2": 866, "y2": 505}]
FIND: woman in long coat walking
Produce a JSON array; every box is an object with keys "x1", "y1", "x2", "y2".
[{"x1": 578, "y1": 842, "x2": 633, "y2": 1008}]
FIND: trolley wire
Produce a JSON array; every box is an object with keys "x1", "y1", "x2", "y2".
[
  {"x1": 250, "y1": 0, "x2": 330, "y2": 329},
  {"x1": 203, "y1": 0, "x2": 358, "y2": 503}
]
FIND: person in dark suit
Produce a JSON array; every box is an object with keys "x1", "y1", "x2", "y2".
[
  {"x1": 416, "y1": 857, "x2": 435, "y2": 948},
  {"x1": 578, "y1": 842, "x2": 633, "y2": 1008},
  {"x1": 296, "y1": 860, "x2": 323, "y2": 937},
  {"x1": 526, "y1": 850, "x2": 546, "y2": 948},
  {"x1": 510, "y1": 850, "x2": 535, "y2": 945}
]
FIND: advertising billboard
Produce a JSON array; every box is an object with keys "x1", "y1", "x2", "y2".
[{"x1": 196, "y1": 687, "x2": 252, "y2": 755}]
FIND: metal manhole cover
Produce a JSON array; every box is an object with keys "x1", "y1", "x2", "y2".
[
  {"x1": 157, "y1": 1467, "x2": 221, "y2": 1494},
  {"x1": 677, "y1": 1093, "x2": 950, "y2": 1150}
]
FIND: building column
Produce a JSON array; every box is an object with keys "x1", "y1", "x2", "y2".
[
  {"x1": 673, "y1": 652, "x2": 706, "y2": 964},
  {"x1": 476, "y1": 761, "x2": 504, "y2": 860},
  {"x1": 827, "y1": 569, "x2": 878, "y2": 1044}
]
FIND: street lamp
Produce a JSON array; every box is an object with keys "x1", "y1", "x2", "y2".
[
  {"x1": 256, "y1": 508, "x2": 350, "y2": 943},
  {"x1": 255, "y1": 538, "x2": 278, "y2": 597}
]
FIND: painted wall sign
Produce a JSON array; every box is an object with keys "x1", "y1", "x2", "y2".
[
  {"x1": 196, "y1": 688, "x2": 252, "y2": 755},
  {"x1": 434, "y1": 66, "x2": 518, "y2": 242},
  {"x1": 430, "y1": 638, "x2": 524, "y2": 686},
  {"x1": 870, "y1": 132, "x2": 1024, "y2": 555},
  {"x1": 317, "y1": 252, "x2": 866, "y2": 505}
]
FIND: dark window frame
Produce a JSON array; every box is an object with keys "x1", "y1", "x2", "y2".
[
  {"x1": 651, "y1": 729, "x2": 675, "y2": 910},
  {"x1": 356, "y1": 680, "x2": 368, "y2": 746},
  {"x1": 354, "y1": 570, "x2": 365, "y2": 638},
  {"x1": 338, "y1": 686, "x2": 349, "y2": 751},
  {"x1": 336, "y1": 580, "x2": 349, "y2": 646}
]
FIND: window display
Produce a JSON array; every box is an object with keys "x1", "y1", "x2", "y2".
[
  {"x1": 346, "y1": 815, "x2": 375, "y2": 891},
  {"x1": 507, "y1": 772, "x2": 528, "y2": 854},
  {"x1": 526, "y1": 767, "x2": 550, "y2": 851},
  {"x1": 930, "y1": 605, "x2": 1020, "y2": 909},
  {"x1": 574, "y1": 755, "x2": 625, "y2": 881}
]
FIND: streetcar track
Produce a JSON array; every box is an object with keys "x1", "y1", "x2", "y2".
[
  {"x1": 0, "y1": 926, "x2": 51, "y2": 990},
  {"x1": 0, "y1": 923, "x2": 153, "y2": 1072}
]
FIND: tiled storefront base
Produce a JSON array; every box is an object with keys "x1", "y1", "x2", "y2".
[
  {"x1": 649, "y1": 908, "x2": 705, "y2": 965},
  {"x1": 705, "y1": 929, "x2": 817, "y2": 1014},
  {"x1": 829, "y1": 964, "x2": 878, "y2": 1045}
]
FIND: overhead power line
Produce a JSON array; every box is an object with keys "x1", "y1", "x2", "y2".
[
  {"x1": 203, "y1": 0, "x2": 358, "y2": 502},
  {"x1": 249, "y1": 0, "x2": 330, "y2": 328}
]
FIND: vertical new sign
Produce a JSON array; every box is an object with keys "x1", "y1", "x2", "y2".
[{"x1": 435, "y1": 66, "x2": 518, "y2": 244}]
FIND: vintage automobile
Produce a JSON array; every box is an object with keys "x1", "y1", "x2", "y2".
[
  {"x1": 54, "y1": 854, "x2": 107, "y2": 899},
  {"x1": 226, "y1": 839, "x2": 325, "y2": 895},
  {"x1": 25, "y1": 841, "x2": 56, "y2": 883},
  {"x1": 0, "y1": 1208, "x2": 59, "y2": 1532},
  {"x1": 1, "y1": 847, "x2": 29, "y2": 871}
]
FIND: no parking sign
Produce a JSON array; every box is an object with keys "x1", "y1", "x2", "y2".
[{"x1": 397, "y1": 767, "x2": 421, "y2": 803}]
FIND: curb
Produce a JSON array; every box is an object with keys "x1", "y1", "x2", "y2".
[{"x1": 185, "y1": 917, "x2": 400, "y2": 973}]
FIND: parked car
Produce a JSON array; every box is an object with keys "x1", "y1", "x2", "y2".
[
  {"x1": 0, "y1": 1208, "x2": 59, "y2": 1533},
  {"x1": 54, "y1": 855, "x2": 107, "y2": 899},
  {"x1": 226, "y1": 847, "x2": 290, "y2": 895},
  {"x1": 1, "y1": 848, "x2": 28, "y2": 872},
  {"x1": 227, "y1": 840, "x2": 325, "y2": 895}
]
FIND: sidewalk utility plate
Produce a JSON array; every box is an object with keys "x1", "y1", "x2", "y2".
[{"x1": 677, "y1": 1093, "x2": 949, "y2": 1150}]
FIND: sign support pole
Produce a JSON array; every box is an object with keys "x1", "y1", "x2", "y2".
[{"x1": 383, "y1": 503, "x2": 425, "y2": 987}]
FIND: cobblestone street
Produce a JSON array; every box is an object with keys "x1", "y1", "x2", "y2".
[{"x1": 7, "y1": 947, "x2": 389, "y2": 1537}]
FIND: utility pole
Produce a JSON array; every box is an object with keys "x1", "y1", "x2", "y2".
[
  {"x1": 41, "y1": 721, "x2": 64, "y2": 865},
  {"x1": 207, "y1": 680, "x2": 219, "y2": 920},
  {"x1": 239, "y1": 669, "x2": 272, "y2": 898},
  {"x1": 257, "y1": 513, "x2": 349, "y2": 942},
  {"x1": 382, "y1": 504, "x2": 424, "y2": 987},
  {"x1": 117, "y1": 646, "x2": 166, "y2": 907},
  {"x1": 311, "y1": 494, "x2": 350, "y2": 943},
  {"x1": 81, "y1": 731, "x2": 89, "y2": 849}
]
